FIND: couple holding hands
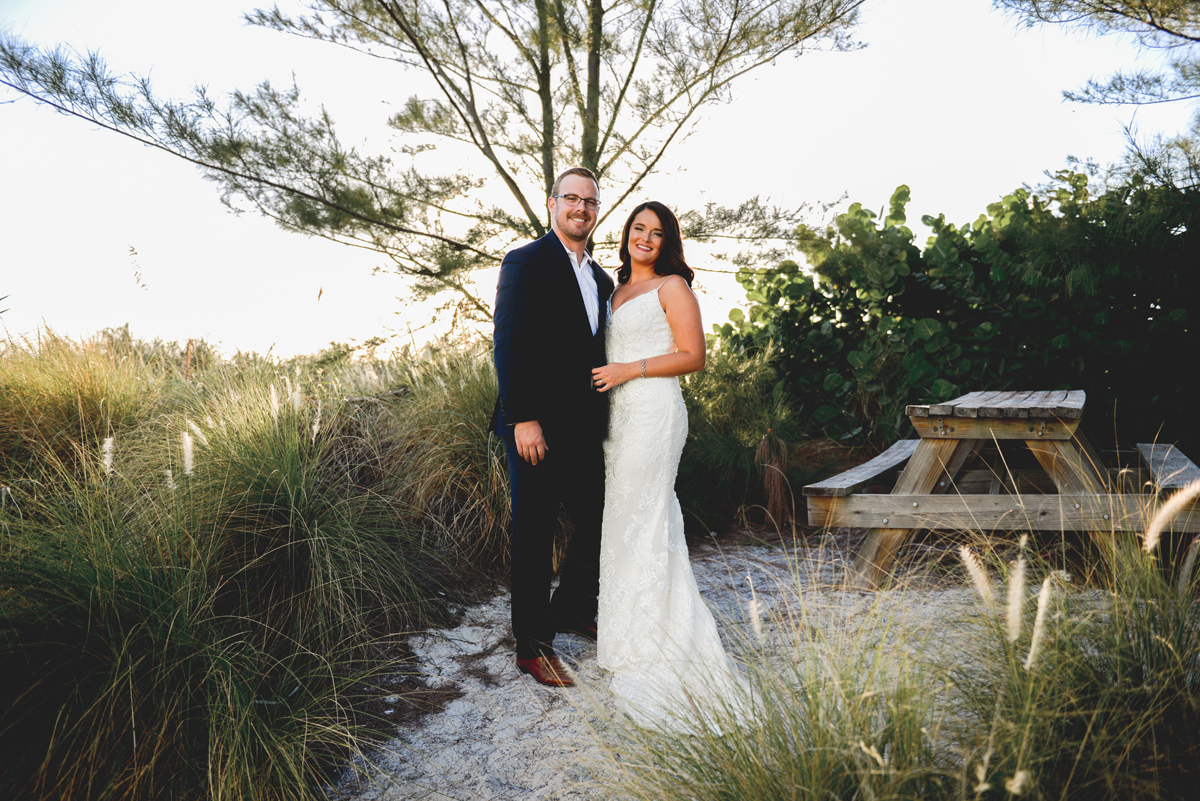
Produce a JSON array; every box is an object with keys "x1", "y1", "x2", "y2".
[{"x1": 491, "y1": 167, "x2": 746, "y2": 729}]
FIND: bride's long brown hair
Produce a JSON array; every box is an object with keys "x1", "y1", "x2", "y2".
[{"x1": 616, "y1": 201, "x2": 695, "y2": 287}]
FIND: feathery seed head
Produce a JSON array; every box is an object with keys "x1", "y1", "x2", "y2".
[
  {"x1": 186, "y1": 419, "x2": 208, "y2": 445},
  {"x1": 101, "y1": 436, "x2": 114, "y2": 475},
  {"x1": 1005, "y1": 770, "x2": 1031, "y2": 796},
  {"x1": 182, "y1": 431, "x2": 195, "y2": 477},
  {"x1": 747, "y1": 571, "x2": 764, "y2": 645},
  {"x1": 959, "y1": 545, "x2": 995, "y2": 607},
  {"x1": 1024, "y1": 577, "x2": 1053, "y2": 670},
  {"x1": 1145, "y1": 479, "x2": 1200, "y2": 553},
  {"x1": 1006, "y1": 553, "x2": 1027, "y2": 643}
]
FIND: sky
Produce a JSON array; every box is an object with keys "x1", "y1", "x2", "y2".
[{"x1": 1, "y1": 0, "x2": 1193, "y2": 358}]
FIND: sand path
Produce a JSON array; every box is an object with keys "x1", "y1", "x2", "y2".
[{"x1": 338, "y1": 533, "x2": 976, "y2": 800}]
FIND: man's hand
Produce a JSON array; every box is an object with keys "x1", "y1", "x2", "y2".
[{"x1": 514, "y1": 420, "x2": 548, "y2": 465}]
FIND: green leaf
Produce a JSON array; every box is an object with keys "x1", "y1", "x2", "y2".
[
  {"x1": 847, "y1": 351, "x2": 870, "y2": 369},
  {"x1": 886, "y1": 185, "x2": 910, "y2": 228},
  {"x1": 908, "y1": 362, "x2": 937, "y2": 387},
  {"x1": 1018, "y1": 299, "x2": 1046, "y2": 319},
  {"x1": 822, "y1": 373, "x2": 844, "y2": 391},
  {"x1": 727, "y1": 308, "x2": 744, "y2": 323},
  {"x1": 930, "y1": 378, "x2": 958, "y2": 400},
  {"x1": 913, "y1": 318, "x2": 943, "y2": 340},
  {"x1": 812, "y1": 405, "x2": 842, "y2": 424},
  {"x1": 1051, "y1": 334, "x2": 1071, "y2": 349}
]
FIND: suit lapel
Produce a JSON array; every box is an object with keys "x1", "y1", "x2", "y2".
[{"x1": 590, "y1": 258, "x2": 613, "y2": 339}]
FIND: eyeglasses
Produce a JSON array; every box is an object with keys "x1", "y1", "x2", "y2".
[{"x1": 552, "y1": 194, "x2": 601, "y2": 210}]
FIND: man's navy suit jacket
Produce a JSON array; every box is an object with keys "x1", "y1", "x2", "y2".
[{"x1": 491, "y1": 230, "x2": 615, "y2": 440}]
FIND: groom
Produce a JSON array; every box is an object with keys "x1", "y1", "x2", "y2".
[{"x1": 491, "y1": 167, "x2": 614, "y2": 688}]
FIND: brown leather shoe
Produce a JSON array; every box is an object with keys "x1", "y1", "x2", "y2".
[
  {"x1": 516, "y1": 655, "x2": 575, "y2": 687},
  {"x1": 549, "y1": 615, "x2": 598, "y2": 642}
]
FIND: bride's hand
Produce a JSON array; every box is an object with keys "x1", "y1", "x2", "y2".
[{"x1": 591, "y1": 362, "x2": 637, "y2": 393}]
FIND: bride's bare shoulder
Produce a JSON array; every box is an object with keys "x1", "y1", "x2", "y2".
[{"x1": 658, "y1": 274, "x2": 697, "y2": 304}]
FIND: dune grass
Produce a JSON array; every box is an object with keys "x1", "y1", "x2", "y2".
[
  {"x1": 949, "y1": 523, "x2": 1200, "y2": 800},
  {"x1": 0, "y1": 329, "x2": 161, "y2": 482},
  {"x1": 581, "y1": 474, "x2": 1200, "y2": 801},
  {"x1": 0, "y1": 331, "x2": 475, "y2": 799}
]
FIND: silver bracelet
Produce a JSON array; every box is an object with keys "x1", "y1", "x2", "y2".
[{"x1": 640, "y1": 358, "x2": 646, "y2": 378}]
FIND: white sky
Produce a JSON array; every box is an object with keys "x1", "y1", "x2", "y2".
[{"x1": 1, "y1": 0, "x2": 1193, "y2": 357}]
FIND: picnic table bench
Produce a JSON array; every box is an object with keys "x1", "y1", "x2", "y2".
[{"x1": 804, "y1": 390, "x2": 1200, "y2": 589}]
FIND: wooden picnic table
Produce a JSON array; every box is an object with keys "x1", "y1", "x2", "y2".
[{"x1": 803, "y1": 390, "x2": 1200, "y2": 590}]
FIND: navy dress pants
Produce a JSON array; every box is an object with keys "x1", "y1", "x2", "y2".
[{"x1": 503, "y1": 425, "x2": 605, "y2": 660}]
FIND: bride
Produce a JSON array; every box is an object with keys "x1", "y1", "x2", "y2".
[{"x1": 590, "y1": 201, "x2": 748, "y2": 730}]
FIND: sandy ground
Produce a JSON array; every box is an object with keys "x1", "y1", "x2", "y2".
[{"x1": 333, "y1": 532, "x2": 980, "y2": 800}]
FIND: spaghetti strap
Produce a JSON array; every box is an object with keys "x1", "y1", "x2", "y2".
[{"x1": 655, "y1": 274, "x2": 696, "y2": 298}]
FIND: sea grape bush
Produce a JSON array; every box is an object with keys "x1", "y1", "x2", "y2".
[{"x1": 715, "y1": 174, "x2": 1197, "y2": 448}]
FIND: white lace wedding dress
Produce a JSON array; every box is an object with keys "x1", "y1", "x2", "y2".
[{"x1": 596, "y1": 281, "x2": 748, "y2": 731}]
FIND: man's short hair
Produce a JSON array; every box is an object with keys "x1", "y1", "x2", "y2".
[{"x1": 550, "y1": 166, "x2": 599, "y2": 198}]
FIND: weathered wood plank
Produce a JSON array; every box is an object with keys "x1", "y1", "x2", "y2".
[
  {"x1": 1138, "y1": 444, "x2": 1200, "y2": 491},
  {"x1": 944, "y1": 390, "x2": 988, "y2": 418},
  {"x1": 911, "y1": 389, "x2": 1085, "y2": 419},
  {"x1": 1027, "y1": 390, "x2": 1086, "y2": 419},
  {"x1": 844, "y1": 438, "x2": 974, "y2": 590},
  {"x1": 1023, "y1": 390, "x2": 1062, "y2": 418},
  {"x1": 956, "y1": 389, "x2": 1005, "y2": 417},
  {"x1": 1075, "y1": 430, "x2": 1111, "y2": 491},
  {"x1": 1027, "y1": 439, "x2": 1108, "y2": 494},
  {"x1": 911, "y1": 416, "x2": 1081, "y2": 440},
  {"x1": 1059, "y1": 390, "x2": 1087, "y2": 418},
  {"x1": 977, "y1": 389, "x2": 1015, "y2": 418},
  {"x1": 808, "y1": 493, "x2": 1200, "y2": 533},
  {"x1": 802, "y1": 440, "x2": 919, "y2": 498},
  {"x1": 994, "y1": 390, "x2": 1037, "y2": 418},
  {"x1": 907, "y1": 391, "x2": 982, "y2": 418}
]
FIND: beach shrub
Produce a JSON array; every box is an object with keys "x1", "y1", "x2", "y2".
[{"x1": 718, "y1": 174, "x2": 1199, "y2": 450}]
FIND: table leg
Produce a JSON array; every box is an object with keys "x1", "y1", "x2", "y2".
[
  {"x1": 845, "y1": 438, "x2": 980, "y2": 590},
  {"x1": 1026, "y1": 435, "x2": 1116, "y2": 557},
  {"x1": 1025, "y1": 437, "x2": 1108, "y2": 494}
]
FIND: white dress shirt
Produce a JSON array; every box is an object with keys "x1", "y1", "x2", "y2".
[{"x1": 564, "y1": 243, "x2": 600, "y2": 336}]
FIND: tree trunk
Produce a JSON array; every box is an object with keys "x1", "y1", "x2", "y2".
[
  {"x1": 536, "y1": 0, "x2": 556, "y2": 200},
  {"x1": 583, "y1": 0, "x2": 603, "y2": 175}
]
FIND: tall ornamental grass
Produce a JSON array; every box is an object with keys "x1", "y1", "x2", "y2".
[
  {"x1": 952, "y1": 517, "x2": 1200, "y2": 800},
  {"x1": 587, "y1": 476, "x2": 1200, "y2": 800},
  {"x1": 0, "y1": 331, "x2": 472, "y2": 800},
  {"x1": 583, "y1": 557, "x2": 950, "y2": 800},
  {"x1": 370, "y1": 339, "x2": 513, "y2": 574},
  {"x1": 0, "y1": 456, "x2": 373, "y2": 800},
  {"x1": 0, "y1": 330, "x2": 159, "y2": 481}
]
